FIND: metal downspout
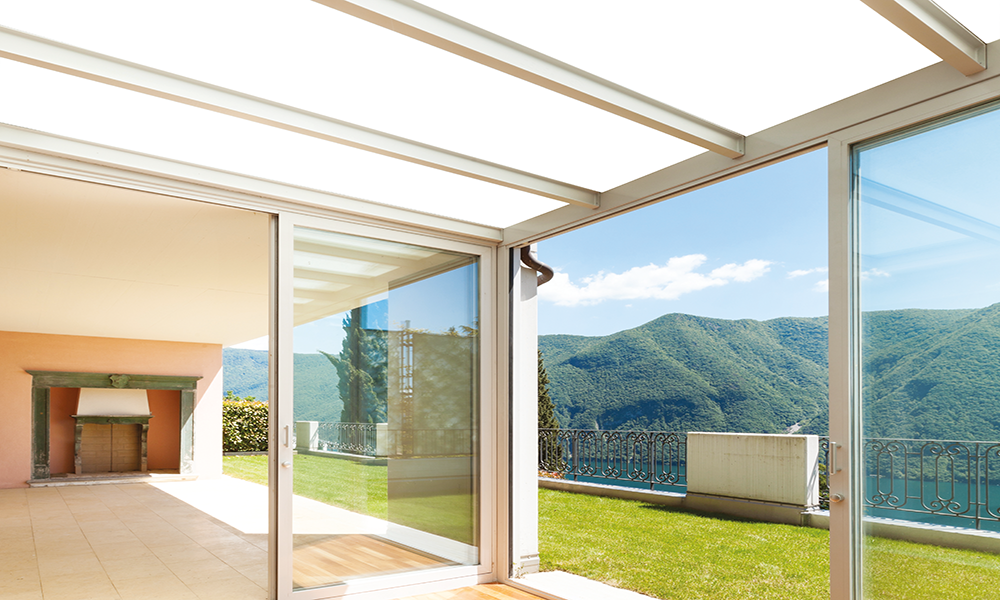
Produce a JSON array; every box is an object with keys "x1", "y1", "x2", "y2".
[{"x1": 519, "y1": 246, "x2": 554, "y2": 286}]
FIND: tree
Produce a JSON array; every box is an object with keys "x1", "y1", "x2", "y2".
[
  {"x1": 538, "y1": 350, "x2": 563, "y2": 471},
  {"x1": 321, "y1": 305, "x2": 388, "y2": 424},
  {"x1": 538, "y1": 350, "x2": 559, "y2": 431}
]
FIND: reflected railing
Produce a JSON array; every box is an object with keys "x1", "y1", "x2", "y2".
[
  {"x1": 314, "y1": 422, "x2": 475, "y2": 458},
  {"x1": 317, "y1": 422, "x2": 378, "y2": 456}
]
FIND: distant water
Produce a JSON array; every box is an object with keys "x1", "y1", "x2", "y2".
[{"x1": 562, "y1": 470, "x2": 1000, "y2": 533}]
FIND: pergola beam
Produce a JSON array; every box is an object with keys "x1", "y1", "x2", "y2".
[
  {"x1": 312, "y1": 0, "x2": 746, "y2": 158},
  {"x1": 860, "y1": 0, "x2": 986, "y2": 76},
  {"x1": 0, "y1": 25, "x2": 598, "y2": 207}
]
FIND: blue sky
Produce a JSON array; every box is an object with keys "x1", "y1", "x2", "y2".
[{"x1": 538, "y1": 149, "x2": 829, "y2": 337}]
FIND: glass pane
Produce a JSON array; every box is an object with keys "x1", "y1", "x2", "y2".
[
  {"x1": 533, "y1": 150, "x2": 829, "y2": 598},
  {"x1": 291, "y1": 227, "x2": 479, "y2": 590},
  {"x1": 858, "y1": 102, "x2": 1000, "y2": 598}
]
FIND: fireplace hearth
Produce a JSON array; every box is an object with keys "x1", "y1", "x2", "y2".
[{"x1": 72, "y1": 415, "x2": 151, "y2": 474}]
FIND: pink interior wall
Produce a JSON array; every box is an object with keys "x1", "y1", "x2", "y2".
[
  {"x1": 0, "y1": 330, "x2": 222, "y2": 488},
  {"x1": 147, "y1": 390, "x2": 181, "y2": 470}
]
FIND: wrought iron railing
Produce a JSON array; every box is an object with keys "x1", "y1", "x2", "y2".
[
  {"x1": 861, "y1": 438, "x2": 1000, "y2": 529},
  {"x1": 317, "y1": 422, "x2": 378, "y2": 456},
  {"x1": 541, "y1": 429, "x2": 1000, "y2": 529},
  {"x1": 819, "y1": 436, "x2": 830, "y2": 509},
  {"x1": 538, "y1": 428, "x2": 686, "y2": 490}
]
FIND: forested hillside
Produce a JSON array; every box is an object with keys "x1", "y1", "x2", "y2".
[
  {"x1": 223, "y1": 349, "x2": 343, "y2": 422},
  {"x1": 223, "y1": 304, "x2": 1000, "y2": 441},
  {"x1": 541, "y1": 304, "x2": 1000, "y2": 441},
  {"x1": 540, "y1": 314, "x2": 829, "y2": 435}
]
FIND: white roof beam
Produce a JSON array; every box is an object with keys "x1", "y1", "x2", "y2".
[
  {"x1": 0, "y1": 123, "x2": 503, "y2": 242},
  {"x1": 860, "y1": 0, "x2": 986, "y2": 76},
  {"x1": 312, "y1": 0, "x2": 746, "y2": 159},
  {"x1": 0, "y1": 25, "x2": 597, "y2": 208}
]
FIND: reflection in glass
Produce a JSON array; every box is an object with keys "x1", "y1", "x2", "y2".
[
  {"x1": 858, "y1": 102, "x2": 1000, "y2": 598},
  {"x1": 291, "y1": 227, "x2": 478, "y2": 590}
]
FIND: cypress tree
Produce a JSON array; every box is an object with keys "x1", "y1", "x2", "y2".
[
  {"x1": 538, "y1": 350, "x2": 563, "y2": 470},
  {"x1": 538, "y1": 350, "x2": 559, "y2": 431}
]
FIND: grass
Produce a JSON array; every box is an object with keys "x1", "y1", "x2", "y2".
[
  {"x1": 865, "y1": 537, "x2": 1000, "y2": 600},
  {"x1": 539, "y1": 488, "x2": 828, "y2": 600},
  {"x1": 226, "y1": 459, "x2": 1000, "y2": 598},
  {"x1": 223, "y1": 454, "x2": 475, "y2": 544},
  {"x1": 539, "y1": 488, "x2": 1000, "y2": 600}
]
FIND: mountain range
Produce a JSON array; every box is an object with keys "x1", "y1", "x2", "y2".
[
  {"x1": 541, "y1": 304, "x2": 1000, "y2": 441},
  {"x1": 223, "y1": 303, "x2": 1000, "y2": 442}
]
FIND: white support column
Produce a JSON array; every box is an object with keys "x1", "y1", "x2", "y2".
[
  {"x1": 509, "y1": 247, "x2": 540, "y2": 577},
  {"x1": 828, "y1": 137, "x2": 858, "y2": 600}
]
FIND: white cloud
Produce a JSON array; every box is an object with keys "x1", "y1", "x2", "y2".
[
  {"x1": 539, "y1": 254, "x2": 773, "y2": 307},
  {"x1": 710, "y1": 259, "x2": 772, "y2": 282},
  {"x1": 814, "y1": 279, "x2": 829, "y2": 292},
  {"x1": 788, "y1": 267, "x2": 828, "y2": 278}
]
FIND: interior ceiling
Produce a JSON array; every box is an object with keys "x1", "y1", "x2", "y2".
[
  {"x1": 2, "y1": 0, "x2": 997, "y2": 229},
  {"x1": 0, "y1": 168, "x2": 270, "y2": 346}
]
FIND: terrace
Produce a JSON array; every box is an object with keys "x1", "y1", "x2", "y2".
[{"x1": 2, "y1": 1, "x2": 1000, "y2": 599}]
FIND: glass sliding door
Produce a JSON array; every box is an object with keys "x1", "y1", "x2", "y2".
[
  {"x1": 856, "y1": 101, "x2": 1000, "y2": 598},
  {"x1": 277, "y1": 219, "x2": 487, "y2": 598}
]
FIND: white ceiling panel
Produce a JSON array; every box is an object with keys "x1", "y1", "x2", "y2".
[
  {"x1": 0, "y1": 58, "x2": 566, "y2": 227},
  {"x1": 0, "y1": 0, "x2": 704, "y2": 192},
  {"x1": 417, "y1": 0, "x2": 942, "y2": 135},
  {"x1": 935, "y1": 0, "x2": 1000, "y2": 44},
  {"x1": 0, "y1": 168, "x2": 270, "y2": 346}
]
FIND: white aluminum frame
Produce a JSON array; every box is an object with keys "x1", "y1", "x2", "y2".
[
  {"x1": 276, "y1": 212, "x2": 498, "y2": 600},
  {"x1": 311, "y1": 0, "x2": 746, "y2": 159},
  {"x1": 0, "y1": 25, "x2": 598, "y2": 208}
]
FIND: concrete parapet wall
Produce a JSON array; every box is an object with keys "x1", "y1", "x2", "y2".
[
  {"x1": 687, "y1": 432, "x2": 819, "y2": 508},
  {"x1": 295, "y1": 421, "x2": 318, "y2": 452}
]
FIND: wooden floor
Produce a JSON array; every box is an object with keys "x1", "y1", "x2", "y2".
[
  {"x1": 292, "y1": 533, "x2": 457, "y2": 588},
  {"x1": 399, "y1": 583, "x2": 546, "y2": 600}
]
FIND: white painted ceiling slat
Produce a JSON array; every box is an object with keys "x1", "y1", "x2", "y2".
[
  {"x1": 0, "y1": 25, "x2": 598, "y2": 207},
  {"x1": 860, "y1": 0, "x2": 986, "y2": 75},
  {"x1": 312, "y1": 0, "x2": 746, "y2": 158}
]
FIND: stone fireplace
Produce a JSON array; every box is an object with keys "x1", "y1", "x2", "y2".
[{"x1": 28, "y1": 370, "x2": 201, "y2": 481}]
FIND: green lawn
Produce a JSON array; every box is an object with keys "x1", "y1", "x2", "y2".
[
  {"x1": 223, "y1": 454, "x2": 475, "y2": 544},
  {"x1": 539, "y1": 488, "x2": 1000, "y2": 600},
  {"x1": 224, "y1": 458, "x2": 1000, "y2": 598}
]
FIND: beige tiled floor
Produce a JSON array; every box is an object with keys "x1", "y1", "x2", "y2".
[{"x1": 0, "y1": 482, "x2": 268, "y2": 600}]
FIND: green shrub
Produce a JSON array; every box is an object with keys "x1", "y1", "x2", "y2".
[{"x1": 222, "y1": 391, "x2": 268, "y2": 452}]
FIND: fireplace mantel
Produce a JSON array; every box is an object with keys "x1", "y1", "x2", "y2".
[{"x1": 27, "y1": 370, "x2": 201, "y2": 481}]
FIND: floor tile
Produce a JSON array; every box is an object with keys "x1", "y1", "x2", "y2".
[{"x1": 100, "y1": 556, "x2": 174, "y2": 582}]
